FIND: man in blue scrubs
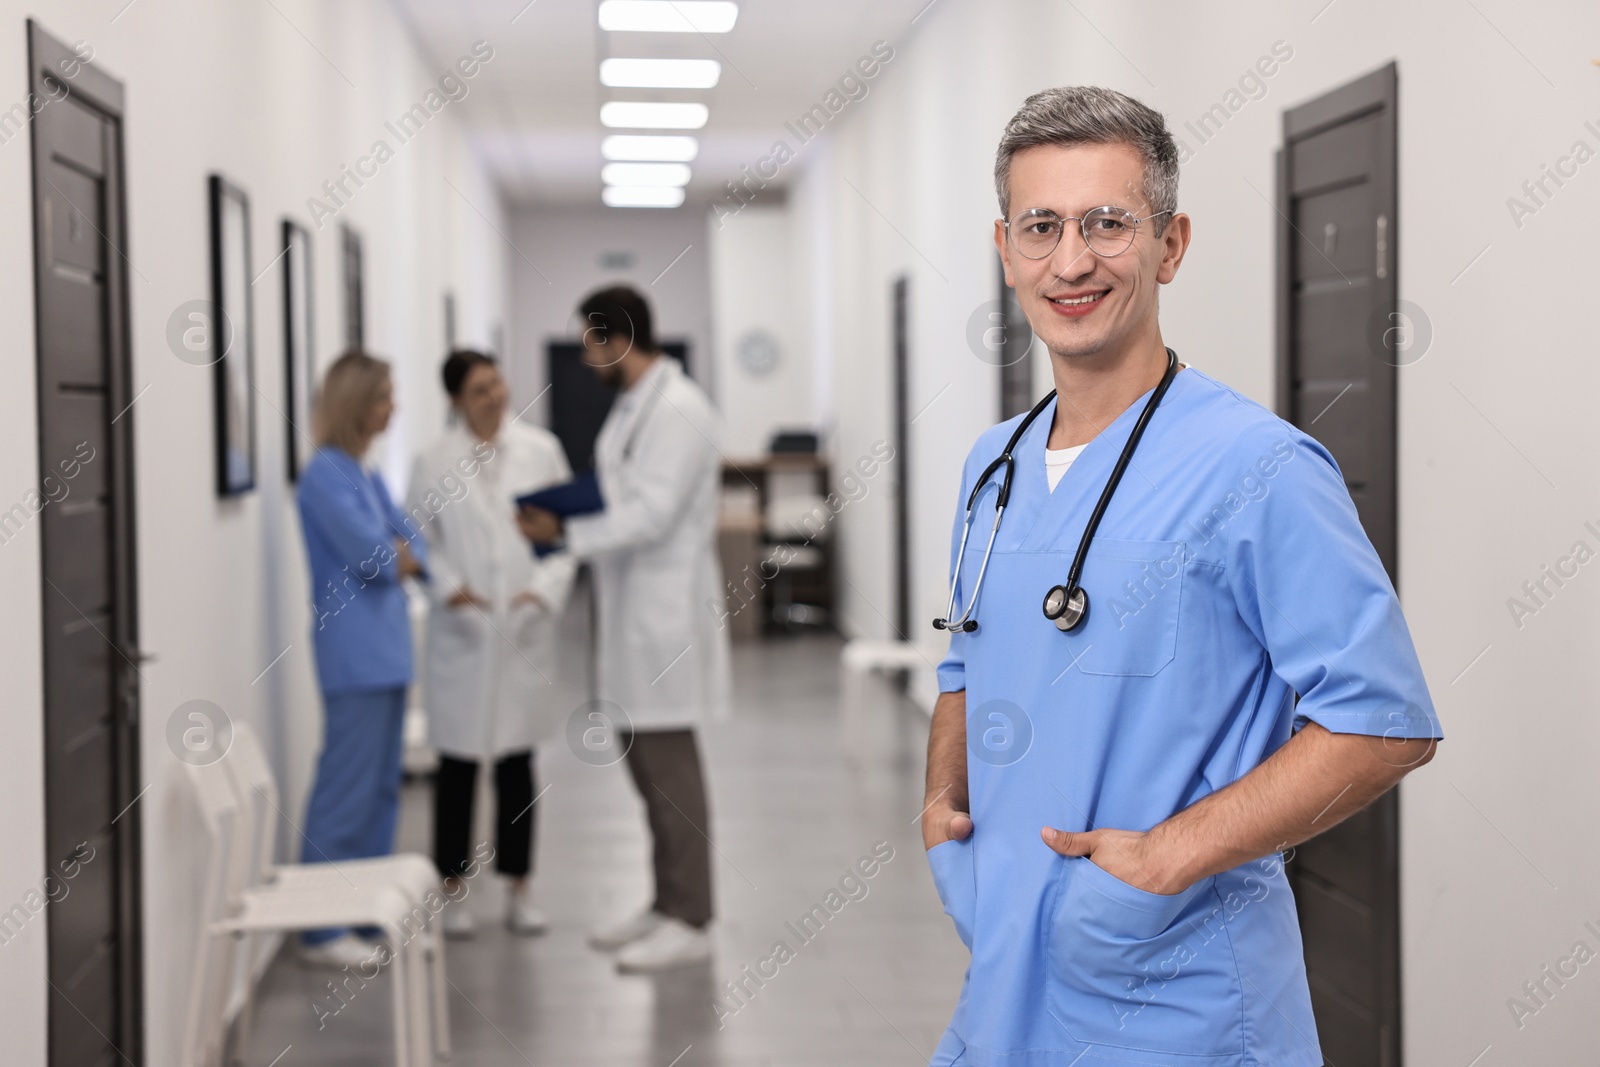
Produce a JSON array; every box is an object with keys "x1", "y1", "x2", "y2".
[{"x1": 923, "y1": 87, "x2": 1441, "y2": 1066}]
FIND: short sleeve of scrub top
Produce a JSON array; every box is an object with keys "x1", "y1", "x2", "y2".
[{"x1": 1220, "y1": 423, "x2": 1439, "y2": 740}]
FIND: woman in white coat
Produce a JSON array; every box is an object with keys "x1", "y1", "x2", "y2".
[{"x1": 407, "y1": 350, "x2": 576, "y2": 937}]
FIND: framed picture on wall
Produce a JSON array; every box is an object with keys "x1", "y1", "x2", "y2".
[
  {"x1": 341, "y1": 224, "x2": 364, "y2": 349},
  {"x1": 282, "y1": 219, "x2": 314, "y2": 481},
  {"x1": 210, "y1": 174, "x2": 256, "y2": 496}
]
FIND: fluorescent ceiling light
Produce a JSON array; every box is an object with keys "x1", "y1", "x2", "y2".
[
  {"x1": 601, "y1": 58, "x2": 721, "y2": 89},
  {"x1": 600, "y1": 101, "x2": 709, "y2": 129},
  {"x1": 602, "y1": 162, "x2": 691, "y2": 187},
  {"x1": 603, "y1": 186, "x2": 687, "y2": 208},
  {"x1": 598, "y1": 1, "x2": 739, "y2": 33},
  {"x1": 602, "y1": 135, "x2": 699, "y2": 162}
]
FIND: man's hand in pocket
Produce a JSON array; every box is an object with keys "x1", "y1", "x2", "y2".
[{"x1": 923, "y1": 802, "x2": 974, "y2": 851}]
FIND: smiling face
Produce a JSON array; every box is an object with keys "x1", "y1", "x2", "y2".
[
  {"x1": 455, "y1": 360, "x2": 508, "y2": 435},
  {"x1": 994, "y1": 141, "x2": 1189, "y2": 364}
]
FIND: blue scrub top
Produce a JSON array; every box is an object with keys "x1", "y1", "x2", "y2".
[
  {"x1": 297, "y1": 447, "x2": 428, "y2": 696},
  {"x1": 930, "y1": 368, "x2": 1441, "y2": 1067}
]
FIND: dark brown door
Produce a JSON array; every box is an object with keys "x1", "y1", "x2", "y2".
[
  {"x1": 892, "y1": 274, "x2": 910, "y2": 637},
  {"x1": 1275, "y1": 63, "x2": 1401, "y2": 1067},
  {"x1": 996, "y1": 255, "x2": 1035, "y2": 421},
  {"x1": 341, "y1": 223, "x2": 364, "y2": 348},
  {"x1": 28, "y1": 20, "x2": 144, "y2": 1067}
]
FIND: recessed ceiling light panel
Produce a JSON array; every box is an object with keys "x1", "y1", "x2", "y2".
[
  {"x1": 603, "y1": 185, "x2": 688, "y2": 208},
  {"x1": 601, "y1": 58, "x2": 721, "y2": 89},
  {"x1": 602, "y1": 135, "x2": 700, "y2": 162},
  {"x1": 601, "y1": 162, "x2": 692, "y2": 187},
  {"x1": 598, "y1": 1, "x2": 739, "y2": 33},
  {"x1": 600, "y1": 102, "x2": 709, "y2": 129}
]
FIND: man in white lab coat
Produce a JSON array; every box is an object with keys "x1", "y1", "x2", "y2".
[{"x1": 520, "y1": 285, "x2": 730, "y2": 973}]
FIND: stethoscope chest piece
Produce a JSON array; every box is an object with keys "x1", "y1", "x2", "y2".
[{"x1": 1042, "y1": 584, "x2": 1088, "y2": 632}]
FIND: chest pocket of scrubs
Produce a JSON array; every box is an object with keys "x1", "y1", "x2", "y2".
[
  {"x1": 1073, "y1": 539, "x2": 1186, "y2": 677},
  {"x1": 1045, "y1": 859, "x2": 1244, "y2": 1055}
]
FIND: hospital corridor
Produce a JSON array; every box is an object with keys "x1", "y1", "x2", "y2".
[
  {"x1": 0, "y1": 2, "x2": 1596, "y2": 1066},
  {"x1": 239, "y1": 635, "x2": 960, "y2": 1066}
]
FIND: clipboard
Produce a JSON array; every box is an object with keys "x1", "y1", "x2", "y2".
[{"x1": 516, "y1": 472, "x2": 604, "y2": 556}]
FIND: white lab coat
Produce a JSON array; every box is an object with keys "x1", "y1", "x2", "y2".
[
  {"x1": 408, "y1": 420, "x2": 578, "y2": 760},
  {"x1": 565, "y1": 357, "x2": 730, "y2": 730}
]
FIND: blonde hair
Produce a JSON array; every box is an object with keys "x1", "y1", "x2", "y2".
[{"x1": 314, "y1": 349, "x2": 391, "y2": 455}]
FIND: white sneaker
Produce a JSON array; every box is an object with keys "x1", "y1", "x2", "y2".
[
  {"x1": 588, "y1": 907, "x2": 662, "y2": 951},
  {"x1": 300, "y1": 933, "x2": 384, "y2": 970},
  {"x1": 505, "y1": 882, "x2": 548, "y2": 935},
  {"x1": 442, "y1": 905, "x2": 476, "y2": 940},
  {"x1": 614, "y1": 916, "x2": 712, "y2": 973}
]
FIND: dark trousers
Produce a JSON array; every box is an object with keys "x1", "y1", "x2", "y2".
[
  {"x1": 621, "y1": 728, "x2": 713, "y2": 929},
  {"x1": 433, "y1": 749, "x2": 536, "y2": 879}
]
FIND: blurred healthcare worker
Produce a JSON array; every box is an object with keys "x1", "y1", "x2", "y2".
[
  {"x1": 408, "y1": 350, "x2": 576, "y2": 938},
  {"x1": 296, "y1": 349, "x2": 429, "y2": 968},
  {"x1": 519, "y1": 286, "x2": 730, "y2": 973}
]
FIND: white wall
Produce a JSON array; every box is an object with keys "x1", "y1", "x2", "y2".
[
  {"x1": 506, "y1": 205, "x2": 713, "y2": 426},
  {"x1": 796, "y1": 0, "x2": 1600, "y2": 1062},
  {"x1": 0, "y1": 2, "x2": 508, "y2": 1062},
  {"x1": 708, "y1": 203, "x2": 814, "y2": 457},
  {"x1": 791, "y1": 1, "x2": 1039, "y2": 658}
]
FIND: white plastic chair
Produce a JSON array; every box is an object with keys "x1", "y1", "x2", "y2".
[
  {"x1": 219, "y1": 725, "x2": 450, "y2": 1061},
  {"x1": 183, "y1": 760, "x2": 244, "y2": 1067},
  {"x1": 182, "y1": 759, "x2": 428, "y2": 1067}
]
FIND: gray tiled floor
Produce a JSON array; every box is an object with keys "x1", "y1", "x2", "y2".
[{"x1": 241, "y1": 634, "x2": 966, "y2": 1066}]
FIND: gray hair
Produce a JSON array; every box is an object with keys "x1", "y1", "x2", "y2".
[{"x1": 994, "y1": 86, "x2": 1179, "y2": 233}]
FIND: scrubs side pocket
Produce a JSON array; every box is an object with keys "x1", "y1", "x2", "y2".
[
  {"x1": 926, "y1": 838, "x2": 976, "y2": 951},
  {"x1": 1045, "y1": 857, "x2": 1244, "y2": 1056}
]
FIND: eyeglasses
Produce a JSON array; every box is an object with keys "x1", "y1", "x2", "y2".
[{"x1": 1003, "y1": 205, "x2": 1172, "y2": 260}]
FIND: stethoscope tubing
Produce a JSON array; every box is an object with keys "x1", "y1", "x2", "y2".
[
  {"x1": 934, "y1": 348, "x2": 1179, "y2": 633},
  {"x1": 1061, "y1": 348, "x2": 1180, "y2": 594},
  {"x1": 935, "y1": 389, "x2": 1055, "y2": 632}
]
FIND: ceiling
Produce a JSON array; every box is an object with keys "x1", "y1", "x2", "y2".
[{"x1": 389, "y1": 0, "x2": 935, "y2": 207}]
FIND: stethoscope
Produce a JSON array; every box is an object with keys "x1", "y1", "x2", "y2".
[{"x1": 933, "y1": 348, "x2": 1180, "y2": 635}]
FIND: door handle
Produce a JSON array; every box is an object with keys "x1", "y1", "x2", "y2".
[
  {"x1": 1375, "y1": 214, "x2": 1388, "y2": 279},
  {"x1": 117, "y1": 658, "x2": 146, "y2": 727},
  {"x1": 120, "y1": 647, "x2": 157, "y2": 667}
]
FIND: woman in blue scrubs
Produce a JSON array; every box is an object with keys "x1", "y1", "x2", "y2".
[
  {"x1": 922, "y1": 87, "x2": 1441, "y2": 1066},
  {"x1": 295, "y1": 350, "x2": 428, "y2": 968}
]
